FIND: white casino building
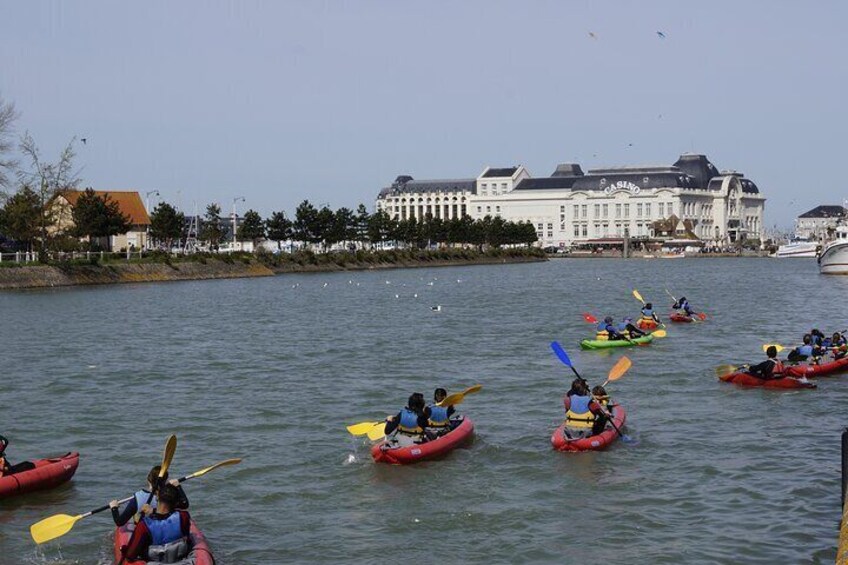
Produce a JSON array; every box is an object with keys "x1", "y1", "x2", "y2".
[{"x1": 376, "y1": 154, "x2": 766, "y2": 248}]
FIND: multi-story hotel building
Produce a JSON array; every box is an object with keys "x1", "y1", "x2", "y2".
[{"x1": 376, "y1": 153, "x2": 766, "y2": 248}]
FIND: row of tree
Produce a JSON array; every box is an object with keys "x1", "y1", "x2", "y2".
[{"x1": 147, "y1": 199, "x2": 538, "y2": 250}]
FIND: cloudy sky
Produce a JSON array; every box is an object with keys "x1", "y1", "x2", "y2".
[{"x1": 1, "y1": 1, "x2": 845, "y2": 227}]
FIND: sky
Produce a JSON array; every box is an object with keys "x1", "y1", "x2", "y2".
[{"x1": 1, "y1": 1, "x2": 846, "y2": 228}]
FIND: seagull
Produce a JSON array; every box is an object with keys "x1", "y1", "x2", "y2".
[
  {"x1": 413, "y1": 293, "x2": 418, "y2": 298},
  {"x1": 456, "y1": 279, "x2": 462, "y2": 283},
  {"x1": 323, "y1": 282, "x2": 328, "y2": 288},
  {"x1": 427, "y1": 282, "x2": 434, "y2": 286},
  {"x1": 588, "y1": 32, "x2": 597, "y2": 39},
  {"x1": 348, "y1": 280, "x2": 353, "y2": 284},
  {"x1": 431, "y1": 305, "x2": 442, "y2": 312},
  {"x1": 385, "y1": 281, "x2": 391, "y2": 284},
  {"x1": 656, "y1": 31, "x2": 666, "y2": 39},
  {"x1": 395, "y1": 294, "x2": 399, "y2": 299},
  {"x1": 80, "y1": 138, "x2": 87, "y2": 145}
]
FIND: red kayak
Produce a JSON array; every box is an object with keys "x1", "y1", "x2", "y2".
[
  {"x1": 113, "y1": 519, "x2": 215, "y2": 565},
  {"x1": 785, "y1": 357, "x2": 848, "y2": 378},
  {"x1": 636, "y1": 319, "x2": 658, "y2": 330},
  {"x1": 551, "y1": 400, "x2": 626, "y2": 452},
  {"x1": 371, "y1": 416, "x2": 474, "y2": 464},
  {"x1": 0, "y1": 452, "x2": 79, "y2": 499},
  {"x1": 669, "y1": 313, "x2": 695, "y2": 323},
  {"x1": 719, "y1": 372, "x2": 816, "y2": 389}
]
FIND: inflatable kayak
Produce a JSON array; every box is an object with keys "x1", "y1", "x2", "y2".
[
  {"x1": 636, "y1": 319, "x2": 658, "y2": 330},
  {"x1": 0, "y1": 452, "x2": 79, "y2": 499},
  {"x1": 371, "y1": 416, "x2": 474, "y2": 464},
  {"x1": 719, "y1": 372, "x2": 816, "y2": 389},
  {"x1": 580, "y1": 335, "x2": 653, "y2": 350},
  {"x1": 114, "y1": 518, "x2": 214, "y2": 565},
  {"x1": 785, "y1": 357, "x2": 848, "y2": 378},
  {"x1": 669, "y1": 313, "x2": 695, "y2": 323},
  {"x1": 551, "y1": 401, "x2": 626, "y2": 452}
]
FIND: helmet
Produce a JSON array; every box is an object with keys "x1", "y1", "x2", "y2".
[{"x1": 604, "y1": 316, "x2": 613, "y2": 324}]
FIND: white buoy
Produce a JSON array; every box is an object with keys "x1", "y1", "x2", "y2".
[
  {"x1": 413, "y1": 293, "x2": 418, "y2": 298},
  {"x1": 395, "y1": 294, "x2": 399, "y2": 299}
]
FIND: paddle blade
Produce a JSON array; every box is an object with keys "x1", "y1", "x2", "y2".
[
  {"x1": 715, "y1": 364, "x2": 738, "y2": 378},
  {"x1": 550, "y1": 341, "x2": 573, "y2": 368},
  {"x1": 366, "y1": 423, "x2": 387, "y2": 441},
  {"x1": 187, "y1": 458, "x2": 242, "y2": 479},
  {"x1": 608, "y1": 356, "x2": 632, "y2": 381},
  {"x1": 664, "y1": 288, "x2": 676, "y2": 301},
  {"x1": 632, "y1": 289, "x2": 644, "y2": 304},
  {"x1": 651, "y1": 329, "x2": 667, "y2": 338},
  {"x1": 762, "y1": 344, "x2": 786, "y2": 353},
  {"x1": 30, "y1": 514, "x2": 80, "y2": 544},
  {"x1": 437, "y1": 385, "x2": 482, "y2": 407},
  {"x1": 697, "y1": 312, "x2": 707, "y2": 321},
  {"x1": 160, "y1": 434, "x2": 177, "y2": 477},
  {"x1": 347, "y1": 421, "x2": 381, "y2": 436},
  {"x1": 463, "y1": 384, "x2": 483, "y2": 395},
  {"x1": 581, "y1": 312, "x2": 598, "y2": 324}
]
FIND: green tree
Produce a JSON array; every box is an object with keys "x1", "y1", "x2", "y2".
[
  {"x1": 330, "y1": 207, "x2": 356, "y2": 249},
  {"x1": 354, "y1": 204, "x2": 371, "y2": 248},
  {"x1": 237, "y1": 209, "x2": 265, "y2": 245},
  {"x1": 71, "y1": 188, "x2": 132, "y2": 250},
  {"x1": 316, "y1": 205, "x2": 335, "y2": 250},
  {"x1": 0, "y1": 185, "x2": 40, "y2": 250},
  {"x1": 149, "y1": 201, "x2": 185, "y2": 250},
  {"x1": 200, "y1": 203, "x2": 224, "y2": 250},
  {"x1": 366, "y1": 209, "x2": 393, "y2": 246},
  {"x1": 0, "y1": 93, "x2": 18, "y2": 190},
  {"x1": 293, "y1": 200, "x2": 319, "y2": 247},
  {"x1": 265, "y1": 211, "x2": 293, "y2": 250}
]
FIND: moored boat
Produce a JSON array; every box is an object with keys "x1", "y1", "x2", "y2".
[
  {"x1": 669, "y1": 313, "x2": 695, "y2": 323},
  {"x1": 371, "y1": 416, "x2": 474, "y2": 464},
  {"x1": 719, "y1": 372, "x2": 816, "y2": 389},
  {"x1": 580, "y1": 334, "x2": 653, "y2": 350},
  {"x1": 113, "y1": 518, "x2": 215, "y2": 565},
  {"x1": 551, "y1": 401, "x2": 626, "y2": 452},
  {"x1": 776, "y1": 236, "x2": 819, "y2": 258},
  {"x1": 0, "y1": 452, "x2": 79, "y2": 499},
  {"x1": 818, "y1": 225, "x2": 848, "y2": 274},
  {"x1": 784, "y1": 356, "x2": 848, "y2": 378}
]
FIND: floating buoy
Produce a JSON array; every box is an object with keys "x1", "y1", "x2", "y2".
[{"x1": 431, "y1": 305, "x2": 442, "y2": 312}]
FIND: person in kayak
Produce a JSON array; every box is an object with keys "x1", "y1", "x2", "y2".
[
  {"x1": 672, "y1": 296, "x2": 696, "y2": 317},
  {"x1": 563, "y1": 380, "x2": 605, "y2": 438},
  {"x1": 639, "y1": 303, "x2": 661, "y2": 327},
  {"x1": 787, "y1": 335, "x2": 821, "y2": 363},
  {"x1": 384, "y1": 392, "x2": 430, "y2": 445},
  {"x1": 426, "y1": 388, "x2": 456, "y2": 437},
  {"x1": 566, "y1": 377, "x2": 588, "y2": 397},
  {"x1": 617, "y1": 317, "x2": 647, "y2": 339},
  {"x1": 827, "y1": 332, "x2": 848, "y2": 358},
  {"x1": 596, "y1": 316, "x2": 625, "y2": 341},
  {"x1": 747, "y1": 346, "x2": 784, "y2": 379},
  {"x1": 121, "y1": 483, "x2": 192, "y2": 563},
  {"x1": 810, "y1": 329, "x2": 825, "y2": 347},
  {"x1": 110, "y1": 465, "x2": 189, "y2": 526},
  {"x1": 0, "y1": 435, "x2": 35, "y2": 477}
]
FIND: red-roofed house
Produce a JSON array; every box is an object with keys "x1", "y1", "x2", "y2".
[{"x1": 51, "y1": 190, "x2": 151, "y2": 250}]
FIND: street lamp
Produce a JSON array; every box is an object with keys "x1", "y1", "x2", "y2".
[{"x1": 232, "y1": 196, "x2": 245, "y2": 245}]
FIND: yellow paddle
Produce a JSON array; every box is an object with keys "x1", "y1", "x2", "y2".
[
  {"x1": 762, "y1": 344, "x2": 788, "y2": 353},
  {"x1": 715, "y1": 364, "x2": 747, "y2": 378},
  {"x1": 651, "y1": 329, "x2": 667, "y2": 338},
  {"x1": 602, "y1": 355, "x2": 631, "y2": 386},
  {"x1": 366, "y1": 424, "x2": 389, "y2": 441},
  {"x1": 347, "y1": 422, "x2": 382, "y2": 435},
  {"x1": 632, "y1": 289, "x2": 645, "y2": 304},
  {"x1": 437, "y1": 384, "x2": 483, "y2": 407},
  {"x1": 30, "y1": 457, "x2": 241, "y2": 545}
]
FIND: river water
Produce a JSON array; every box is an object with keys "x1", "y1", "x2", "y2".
[{"x1": 1, "y1": 258, "x2": 847, "y2": 564}]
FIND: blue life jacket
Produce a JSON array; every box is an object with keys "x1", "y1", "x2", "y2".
[
  {"x1": 812, "y1": 335, "x2": 823, "y2": 346},
  {"x1": 596, "y1": 322, "x2": 607, "y2": 332},
  {"x1": 397, "y1": 408, "x2": 423, "y2": 434},
  {"x1": 616, "y1": 322, "x2": 629, "y2": 332},
  {"x1": 134, "y1": 490, "x2": 158, "y2": 513},
  {"x1": 798, "y1": 344, "x2": 814, "y2": 356},
  {"x1": 641, "y1": 308, "x2": 653, "y2": 317},
  {"x1": 143, "y1": 511, "x2": 184, "y2": 546},
  {"x1": 427, "y1": 405, "x2": 450, "y2": 427},
  {"x1": 565, "y1": 395, "x2": 595, "y2": 429}
]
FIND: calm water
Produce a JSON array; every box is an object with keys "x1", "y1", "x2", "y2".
[{"x1": 1, "y1": 258, "x2": 847, "y2": 564}]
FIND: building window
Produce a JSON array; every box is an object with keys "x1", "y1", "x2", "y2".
[
  {"x1": 582, "y1": 224, "x2": 587, "y2": 236},
  {"x1": 496, "y1": 206, "x2": 500, "y2": 214},
  {"x1": 615, "y1": 204, "x2": 622, "y2": 218},
  {"x1": 560, "y1": 206, "x2": 565, "y2": 213},
  {"x1": 624, "y1": 204, "x2": 630, "y2": 218},
  {"x1": 637, "y1": 203, "x2": 643, "y2": 217},
  {"x1": 538, "y1": 223, "x2": 543, "y2": 230},
  {"x1": 658, "y1": 202, "x2": 664, "y2": 217},
  {"x1": 594, "y1": 204, "x2": 600, "y2": 218},
  {"x1": 574, "y1": 225, "x2": 580, "y2": 237},
  {"x1": 547, "y1": 231, "x2": 553, "y2": 238},
  {"x1": 573, "y1": 204, "x2": 579, "y2": 218},
  {"x1": 477, "y1": 206, "x2": 482, "y2": 213},
  {"x1": 581, "y1": 204, "x2": 587, "y2": 218},
  {"x1": 645, "y1": 203, "x2": 651, "y2": 217},
  {"x1": 481, "y1": 183, "x2": 487, "y2": 191},
  {"x1": 486, "y1": 206, "x2": 491, "y2": 213},
  {"x1": 602, "y1": 204, "x2": 609, "y2": 218},
  {"x1": 594, "y1": 223, "x2": 600, "y2": 236},
  {"x1": 501, "y1": 183, "x2": 507, "y2": 192}
]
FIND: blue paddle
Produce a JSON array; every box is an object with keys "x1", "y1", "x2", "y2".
[{"x1": 550, "y1": 342, "x2": 632, "y2": 443}]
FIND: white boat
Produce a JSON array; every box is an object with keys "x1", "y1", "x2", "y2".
[
  {"x1": 818, "y1": 226, "x2": 848, "y2": 274},
  {"x1": 776, "y1": 236, "x2": 819, "y2": 258}
]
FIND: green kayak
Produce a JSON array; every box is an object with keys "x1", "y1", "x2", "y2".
[{"x1": 580, "y1": 334, "x2": 654, "y2": 350}]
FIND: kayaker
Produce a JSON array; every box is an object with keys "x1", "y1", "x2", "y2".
[
  {"x1": 384, "y1": 393, "x2": 430, "y2": 445},
  {"x1": 617, "y1": 317, "x2": 647, "y2": 339},
  {"x1": 110, "y1": 465, "x2": 190, "y2": 526},
  {"x1": 563, "y1": 380, "x2": 604, "y2": 438},
  {"x1": 787, "y1": 335, "x2": 821, "y2": 363},
  {"x1": 829, "y1": 332, "x2": 848, "y2": 358},
  {"x1": 566, "y1": 377, "x2": 588, "y2": 397},
  {"x1": 810, "y1": 329, "x2": 825, "y2": 347},
  {"x1": 426, "y1": 388, "x2": 456, "y2": 437},
  {"x1": 0, "y1": 435, "x2": 34, "y2": 477},
  {"x1": 672, "y1": 296, "x2": 695, "y2": 317},
  {"x1": 121, "y1": 483, "x2": 192, "y2": 563},
  {"x1": 596, "y1": 316, "x2": 625, "y2": 341},
  {"x1": 639, "y1": 303, "x2": 660, "y2": 326},
  {"x1": 590, "y1": 385, "x2": 611, "y2": 434},
  {"x1": 747, "y1": 346, "x2": 784, "y2": 379}
]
